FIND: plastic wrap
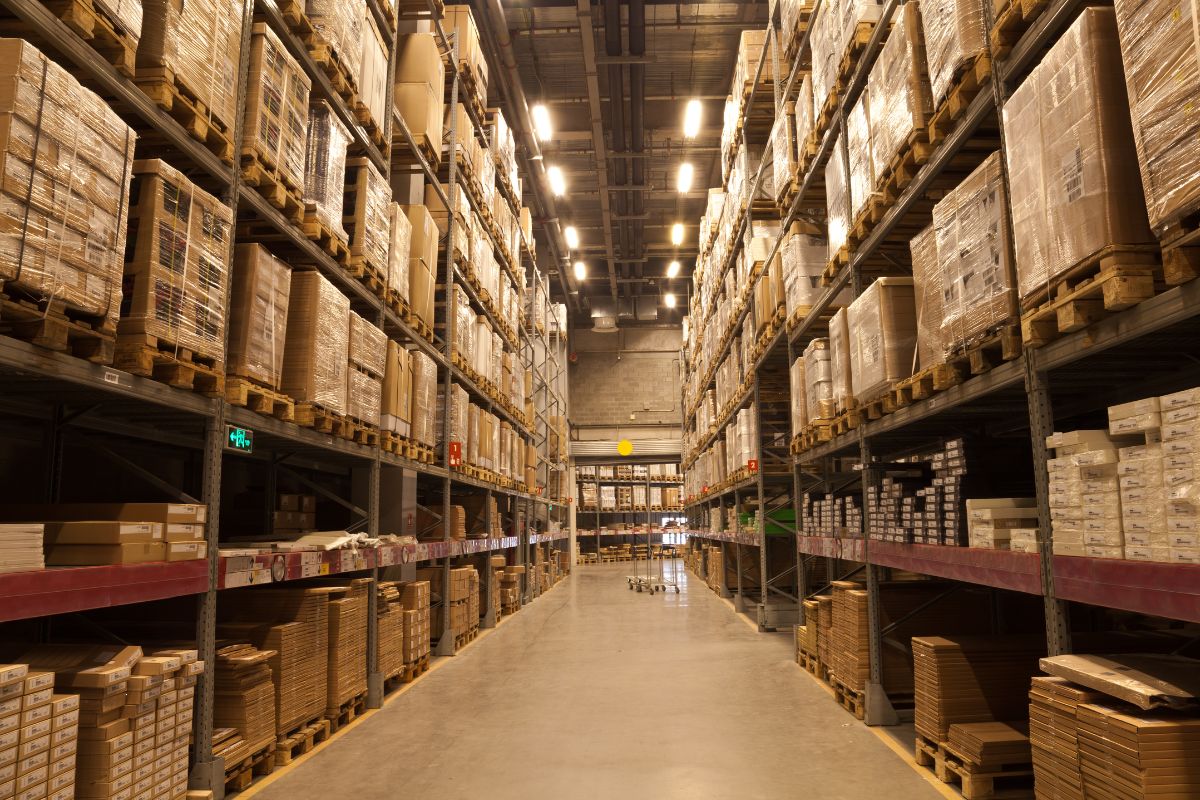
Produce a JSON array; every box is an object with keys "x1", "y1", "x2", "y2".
[
  {"x1": 825, "y1": 134, "x2": 851, "y2": 257},
  {"x1": 847, "y1": 277, "x2": 917, "y2": 399},
  {"x1": 139, "y1": 0, "x2": 241, "y2": 131},
  {"x1": 1112, "y1": 0, "x2": 1200, "y2": 230},
  {"x1": 773, "y1": 104, "x2": 797, "y2": 199},
  {"x1": 344, "y1": 157, "x2": 391, "y2": 274},
  {"x1": 932, "y1": 151, "x2": 1016, "y2": 355},
  {"x1": 402, "y1": 204, "x2": 437, "y2": 329},
  {"x1": 306, "y1": 0, "x2": 365, "y2": 87},
  {"x1": 244, "y1": 24, "x2": 311, "y2": 195},
  {"x1": 0, "y1": 39, "x2": 135, "y2": 328},
  {"x1": 348, "y1": 311, "x2": 386, "y2": 377},
  {"x1": 868, "y1": 3, "x2": 933, "y2": 177},
  {"x1": 123, "y1": 159, "x2": 231, "y2": 361},
  {"x1": 395, "y1": 34, "x2": 445, "y2": 150},
  {"x1": 381, "y1": 341, "x2": 412, "y2": 435},
  {"x1": 829, "y1": 307, "x2": 853, "y2": 411},
  {"x1": 794, "y1": 73, "x2": 815, "y2": 162},
  {"x1": 919, "y1": 0, "x2": 986, "y2": 108},
  {"x1": 466, "y1": 402, "x2": 480, "y2": 464},
  {"x1": 452, "y1": 286, "x2": 473, "y2": 365},
  {"x1": 803, "y1": 338, "x2": 836, "y2": 422},
  {"x1": 846, "y1": 93, "x2": 875, "y2": 221},
  {"x1": 1002, "y1": 8, "x2": 1153, "y2": 302},
  {"x1": 909, "y1": 224, "x2": 944, "y2": 370},
  {"x1": 386, "y1": 202, "x2": 411, "y2": 303},
  {"x1": 347, "y1": 370, "x2": 382, "y2": 426},
  {"x1": 734, "y1": 27, "x2": 768, "y2": 96},
  {"x1": 228, "y1": 244, "x2": 291, "y2": 388},
  {"x1": 738, "y1": 406, "x2": 760, "y2": 466},
  {"x1": 304, "y1": 101, "x2": 351, "y2": 242},
  {"x1": 791, "y1": 357, "x2": 808, "y2": 434},
  {"x1": 472, "y1": 314, "x2": 491, "y2": 381},
  {"x1": 359, "y1": 10, "x2": 388, "y2": 130},
  {"x1": 281, "y1": 271, "x2": 350, "y2": 413},
  {"x1": 811, "y1": 0, "x2": 884, "y2": 117},
  {"x1": 409, "y1": 350, "x2": 437, "y2": 446},
  {"x1": 436, "y1": 383, "x2": 468, "y2": 446},
  {"x1": 491, "y1": 331, "x2": 503, "y2": 387}
]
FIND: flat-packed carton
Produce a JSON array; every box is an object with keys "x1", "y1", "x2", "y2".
[{"x1": 846, "y1": 277, "x2": 917, "y2": 399}]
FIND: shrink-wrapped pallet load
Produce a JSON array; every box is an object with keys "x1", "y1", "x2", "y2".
[
  {"x1": 122, "y1": 159, "x2": 231, "y2": 363},
  {"x1": 344, "y1": 157, "x2": 392, "y2": 279},
  {"x1": 304, "y1": 101, "x2": 351, "y2": 243},
  {"x1": 381, "y1": 340, "x2": 412, "y2": 436},
  {"x1": 909, "y1": 224, "x2": 944, "y2": 370},
  {"x1": 810, "y1": 0, "x2": 885, "y2": 116},
  {"x1": 228, "y1": 244, "x2": 291, "y2": 389},
  {"x1": 846, "y1": 278, "x2": 917, "y2": 400},
  {"x1": 829, "y1": 307, "x2": 854, "y2": 412},
  {"x1": 1002, "y1": 8, "x2": 1153, "y2": 303},
  {"x1": 306, "y1": 0, "x2": 365, "y2": 88},
  {"x1": 826, "y1": 134, "x2": 851, "y2": 259},
  {"x1": 243, "y1": 23, "x2": 311, "y2": 196},
  {"x1": 359, "y1": 9, "x2": 389, "y2": 134},
  {"x1": 846, "y1": 93, "x2": 874, "y2": 221},
  {"x1": 804, "y1": 338, "x2": 835, "y2": 424},
  {"x1": 395, "y1": 33, "x2": 445, "y2": 155},
  {"x1": 409, "y1": 349, "x2": 438, "y2": 447},
  {"x1": 386, "y1": 203, "x2": 412, "y2": 306},
  {"x1": 347, "y1": 312, "x2": 385, "y2": 426},
  {"x1": 404, "y1": 204, "x2": 438, "y2": 331},
  {"x1": 281, "y1": 271, "x2": 350, "y2": 414},
  {"x1": 0, "y1": 39, "x2": 135, "y2": 331},
  {"x1": 867, "y1": 2, "x2": 933, "y2": 176},
  {"x1": 919, "y1": 0, "x2": 986, "y2": 108},
  {"x1": 932, "y1": 151, "x2": 1016, "y2": 356}
]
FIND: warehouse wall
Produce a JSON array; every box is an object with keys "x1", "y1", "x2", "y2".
[{"x1": 569, "y1": 326, "x2": 682, "y2": 442}]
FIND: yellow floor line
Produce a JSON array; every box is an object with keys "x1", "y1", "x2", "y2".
[{"x1": 235, "y1": 583, "x2": 562, "y2": 798}]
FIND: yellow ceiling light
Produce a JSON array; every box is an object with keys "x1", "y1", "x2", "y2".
[
  {"x1": 547, "y1": 165, "x2": 566, "y2": 196},
  {"x1": 676, "y1": 162, "x2": 694, "y2": 194},
  {"x1": 667, "y1": 260, "x2": 681, "y2": 279},
  {"x1": 564, "y1": 225, "x2": 580, "y2": 250},
  {"x1": 573, "y1": 260, "x2": 587, "y2": 281},
  {"x1": 671, "y1": 223, "x2": 684, "y2": 246},
  {"x1": 683, "y1": 99, "x2": 702, "y2": 139},
  {"x1": 664, "y1": 293, "x2": 677, "y2": 308}
]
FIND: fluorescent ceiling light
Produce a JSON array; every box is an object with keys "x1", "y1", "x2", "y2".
[
  {"x1": 564, "y1": 225, "x2": 580, "y2": 250},
  {"x1": 664, "y1": 293, "x2": 677, "y2": 308},
  {"x1": 677, "y1": 162, "x2": 694, "y2": 194},
  {"x1": 573, "y1": 261, "x2": 587, "y2": 281},
  {"x1": 547, "y1": 165, "x2": 566, "y2": 196},
  {"x1": 532, "y1": 104, "x2": 553, "y2": 142},
  {"x1": 667, "y1": 261, "x2": 681, "y2": 279},
  {"x1": 671, "y1": 223, "x2": 684, "y2": 246},
  {"x1": 683, "y1": 99, "x2": 702, "y2": 138}
]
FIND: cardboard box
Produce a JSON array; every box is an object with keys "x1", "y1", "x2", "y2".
[
  {"x1": 280, "y1": 270, "x2": 350, "y2": 413},
  {"x1": 41, "y1": 522, "x2": 162, "y2": 547},
  {"x1": 242, "y1": 23, "x2": 310, "y2": 194},
  {"x1": 0, "y1": 504, "x2": 206, "y2": 526},
  {"x1": 846, "y1": 278, "x2": 917, "y2": 399},
  {"x1": 45, "y1": 543, "x2": 166, "y2": 567},
  {"x1": 227, "y1": 244, "x2": 292, "y2": 389}
]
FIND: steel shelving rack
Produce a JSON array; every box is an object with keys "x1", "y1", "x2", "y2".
[
  {"x1": 0, "y1": 0, "x2": 570, "y2": 793},
  {"x1": 681, "y1": 0, "x2": 1200, "y2": 726},
  {"x1": 576, "y1": 468, "x2": 685, "y2": 556}
]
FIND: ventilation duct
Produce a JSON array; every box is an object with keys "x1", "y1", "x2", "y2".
[{"x1": 592, "y1": 316, "x2": 618, "y2": 333}]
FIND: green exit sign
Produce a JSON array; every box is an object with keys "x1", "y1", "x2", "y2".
[{"x1": 226, "y1": 425, "x2": 254, "y2": 453}]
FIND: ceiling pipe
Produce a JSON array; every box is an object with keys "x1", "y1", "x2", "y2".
[
  {"x1": 629, "y1": 0, "x2": 646, "y2": 284},
  {"x1": 603, "y1": 0, "x2": 629, "y2": 292},
  {"x1": 474, "y1": 0, "x2": 575, "y2": 306}
]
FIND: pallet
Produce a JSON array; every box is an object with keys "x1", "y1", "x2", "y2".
[
  {"x1": 791, "y1": 419, "x2": 835, "y2": 454},
  {"x1": 927, "y1": 52, "x2": 992, "y2": 147},
  {"x1": 1020, "y1": 246, "x2": 1162, "y2": 348},
  {"x1": 304, "y1": 33, "x2": 359, "y2": 108},
  {"x1": 342, "y1": 416, "x2": 381, "y2": 447},
  {"x1": 815, "y1": 21, "x2": 879, "y2": 135},
  {"x1": 990, "y1": 0, "x2": 1051, "y2": 60},
  {"x1": 353, "y1": 101, "x2": 387, "y2": 148},
  {"x1": 300, "y1": 214, "x2": 351, "y2": 264},
  {"x1": 382, "y1": 429, "x2": 423, "y2": 461},
  {"x1": 241, "y1": 151, "x2": 304, "y2": 225},
  {"x1": 383, "y1": 653, "x2": 430, "y2": 691},
  {"x1": 454, "y1": 626, "x2": 479, "y2": 650},
  {"x1": 6, "y1": 0, "x2": 136, "y2": 77},
  {"x1": 936, "y1": 741, "x2": 1035, "y2": 800},
  {"x1": 798, "y1": 650, "x2": 827, "y2": 681},
  {"x1": 345, "y1": 256, "x2": 386, "y2": 296},
  {"x1": 403, "y1": 308, "x2": 434, "y2": 343},
  {"x1": 294, "y1": 402, "x2": 348, "y2": 436},
  {"x1": 273, "y1": 718, "x2": 330, "y2": 768},
  {"x1": 225, "y1": 377, "x2": 295, "y2": 422},
  {"x1": 923, "y1": 324, "x2": 1023, "y2": 393},
  {"x1": 1159, "y1": 216, "x2": 1200, "y2": 287},
  {"x1": 831, "y1": 678, "x2": 865, "y2": 720},
  {"x1": 113, "y1": 333, "x2": 224, "y2": 396},
  {"x1": 135, "y1": 66, "x2": 235, "y2": 165},
  {"x1": 325, "y1": 692, "x2": 367, "y2": 734},
  {"x1": 822, "y1": 245, "x2": 852, "y2": 285},
  {"x1": 0, "y1": 286, "x2": 116, "y2": 364},
  {"x1": 391, "y1": 131, "x2": 440, "y2": 170},
  {"x1": 224, "y1": 742, "x2": 275, "y2": 794}
]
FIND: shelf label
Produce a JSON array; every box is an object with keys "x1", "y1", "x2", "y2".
[
  {"x1": 449, "y1": 441, "x2": 463, "y2": 467},
  {"x1": 747, "y1": 459, "x2": 758, "y2": 473}
]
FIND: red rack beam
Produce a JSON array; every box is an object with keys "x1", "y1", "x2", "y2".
[
  {"x1": 1053, "y1": 556, "x2": 1200, "y2": 623},
  {"x1": 869, "y1": 542, "x2": 1043, "y2": 595},
  {"x1": 0, "y1": 561, "x2": 210, "y2": 623}
]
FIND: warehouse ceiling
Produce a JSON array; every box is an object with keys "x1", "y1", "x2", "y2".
[{"x1": 486, "y1": 0, "x2": 769, "y2": 323}]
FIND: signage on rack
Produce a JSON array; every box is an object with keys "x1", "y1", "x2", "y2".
[
  {"x1": 747, "y1": 459, "x2": 758, "y2": 473},
  {"x1": 225, "y1": 425, "x2": 253, "y2": 454},
  {"x1": 448, "y1": 442, "x2": 463, "y2": 467}
]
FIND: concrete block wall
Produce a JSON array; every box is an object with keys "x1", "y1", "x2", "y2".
[{"x1": 569, "y1": 327, "x2": 682, "y2": 441}]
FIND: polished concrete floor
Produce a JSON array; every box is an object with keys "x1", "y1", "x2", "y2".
[{"x1": 250, "y1": 560, "x2": 943, "y2": 800}]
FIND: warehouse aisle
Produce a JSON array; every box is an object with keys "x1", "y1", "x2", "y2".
[{"x1": 249, "y1": 562, "x2": 944, "y2": 800}]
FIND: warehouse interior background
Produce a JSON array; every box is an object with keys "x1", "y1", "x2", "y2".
[{"x1": 0, "y1": 0, "x2": 1199, "y2": 797}]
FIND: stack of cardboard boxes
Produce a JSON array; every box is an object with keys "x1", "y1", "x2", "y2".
[
  {"x1": 324, "y1": 580, "x2": 370, "y2": 715},
  {"x1": 399, "y1": 581, "x2": 430, "y2": 666},
  {"x1": 0, "y1": 503, "x2": 207, "y2": 567},
  {"x1": 0, "y1": 664, "x2": 77, "y2": 800}
]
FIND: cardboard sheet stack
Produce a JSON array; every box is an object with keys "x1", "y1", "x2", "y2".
[
  {"x1": 343, "y1": 158, "x2": 391, "y2": 281},
  {"x1": 0, "y1": 39, "x2": 135, "y2": 332},
  {"x1": 966, "y1": 499, "x2": 1038, "y2": 550},
  {"x1": 0, "y1": 663, "x2": 77, "y2": 800},
  {"x1": 122, "y1": 159, "x2": 232, "y2": 364},
  {"x1": 1029, "y1": 676, "x2": 1104, "y2": 798},
  {"x1": 0, "y1": 502, "x2": 208, "y2": 566},
  {"x1": 0, "y1": 524, "x2": 43, "y2": 574},
  {"x1": 304, "y1": 102, "x2": 350, "y2": 245},
  {"x1": 1047, "y1": 430, "x2": 1127, "y2": 558},
  {"x1": 221, "y1": 589, "x2": 329, "y2": 737},
  {"x1": 815, "y1": 595, "x2": 834, "y2": 670},
  {"x1": 946, "y1": 721, "x2": 1031, "y2": 772},
  {"x1": 400, "y1": 581, "x2": 431, "y2": 664},
  {"x1": 347, "y1": 312, "x2": 386, "y2": 427},
  {"x1": 212, "y1": 644, "x2": 276, "y2": 767},
  {"x1": 401, "y1": 203, "x2": 437, "y2": 333},
  {"x1": 409, "y1": 350, "x2": 438, "y2": 448},
  {"x1": 324, "y1": 580, "x2": 370, "y2": 714},
  {"x1": 376, "y1": 583, "x2": 405, "y2": 682}
]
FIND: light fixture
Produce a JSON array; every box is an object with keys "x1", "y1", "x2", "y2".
[
  {"x1": 664, "y1": 293, "x2": 677, "y2": 308},
  {"x1": 564, "y1": 225, "x2": 580, "y2": 250},
  {"x1": 573, "y1": 260, "x2": 587, "y2": 281},
  {"x1": 532, "y1": 104, "x2": 553, "y2": 142},
  {"x1": 547, "y1": 165, "x2": 566, "y2": 196},
  {"x1": 683, "y1": 99, "x2": 702, "y2": 139},
  {"x1": 676, "y1": 162, "x2": 694, "y2": 194},
  {"x1": 667, "y1": 260, "x2": 681, "y2": 279},
  {"x1": 671, "y1": 223, "x2": 684, "y2": 246}
]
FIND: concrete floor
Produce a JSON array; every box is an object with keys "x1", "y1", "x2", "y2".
[{"x1": 249, "y1": 561, "x2": 944, "y2": 800}]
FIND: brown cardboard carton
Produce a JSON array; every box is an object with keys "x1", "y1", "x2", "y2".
[
  {"x1": 280, "y1": 271, "x2": 350, "y2": 413},
  {"x1": 846, "y1": 277, "x2": 917, "y2": 399},
  {"x1": 41, "y1": 522, "x2": 161, "y2": 546},
  {"x1": 0, "y1": 504, "x2": 204, "y2": 525},
  {"x1": 395, "y1": 33, "x2": 444, "y2": 151},
  {"x1": 227, "y1": 244, "x2": 291, "y2": 389},
  {"x1": 46, "y1": 543, "x2": 166, "y2": 566},
  {"x1": 15, "y1": 646, "x2": 142, "y2": 689},
  {"x1": 401, "y1": 205, "x2": 437, "y2": 330},
  {"x1": 381, "y1": 341, "x2": 412, "y2": 436},
  {"x1": 242, "y1": 23, "x2": 310, "y2": 194}
]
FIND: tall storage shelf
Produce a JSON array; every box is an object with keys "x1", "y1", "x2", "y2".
[
  {"x1": 0, "y1": 0, "x2": 569, "y2": 794},
  {"x1": 680, "y1": 0, "x2": 1200, "y2": 725},
  {"x1": 576, "y1": 463, "x2": 685, "y2": 557}
]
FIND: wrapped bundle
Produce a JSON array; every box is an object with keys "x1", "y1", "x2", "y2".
[
  {"x1": 846, "y1": 278, "x2": 917, "y2": 399},
  {"x1": 829, "y1": 307, "x2": 854, "y2": 412},
  {"x1": 909, "y1": 225, "x2": 944, "y2": 370},
  {"x1": 344, "y1": 156, "x2": 392, "y2": 276},
  {"x1": 381, "y1": 341, "x2": 412, "y2": 436},
  {"x1": 403, "y1": 204, "x2": 438, "y2": 330},
  {"x1": 825, "y1": 134, "x2": 851, "y2": 258},
  {"x1": 304, "y1": 101, "x2": 351, "y2": 243},
  {"x1": 243, "y1": 23, "x2": 311, "y2": 195},
  {"x1": 409, "y1": 350, "x2": 438, "y2": 447},
  {"x1": 359, "y1": 10, "x2": 389, "y2": 132},
  {"x1": 804, "y1": 338, "x2": 835, "y2": 423},
  {"x1": 791, "y1": 357, "x2": 808, "y2": 434},
  {"x1": 919, "y1": 0, "x2": 986, "y2": 108},
  {"x1": 281, "y1": 271, "x2": 350, "y2": 413},
  {"x1": 306, "y1": 0, "x2": 365, "y2": 87},
  {"x1": 348, "y1": 311, "x2": 386, "y2": 378},
  {"x1": 386, "y1": 202, "x2": 412, "y2": 305},
  {"x1": 228, "y1": 244, "x2": 292, "y2": 388},
  {"x1": 867, "y1": 2, "x2": 933, "y2": 178},
  {"x1": 846, "y1": 93, "x2": 875, "y2": 221}
]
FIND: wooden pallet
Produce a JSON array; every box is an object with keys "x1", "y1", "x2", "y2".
[
  {"x1": 294, "y1": 402, "x2": 348, "y2": 436},
  {"x1": 454, "y1": 626, "x2": 479, "y2": 650},
  {"x1": 927, "y1": 52, "x2": 992, "y2": 147},
  {"x1": 924, "y1": 324, "x2": 1023, "y2": 392},
  {"x1": 990, "y1": 0, "x2": 1051, "y2": 60},
  {"x1": 1159, "y1": 215, "x2": 1200, "y2": 287},
  {"x1": 1020, "y1": 246, "x2": 1162, "y2": 348},
  {"x1": 791, "y1": 419, "x2": 835, "y2": 454},
  {"x1": 135, "y1": 66, "x2": 235, "y2": 164},
  {"x1": 815, "y1": 21, "x2": 879, "y2": 134},
  {"x1": 342, "y1": 416, "x2": 381, "y2": 447},
  {"x1": 404, "y1": 308, "x2": 434, "y2": 343},
  {"x1": 5, "y1": 0, "x2": 136, "y2": 77},
  {"x1": 0, "y1": 286, "x2": 116, "y2": 364},
  {"x1": 822, "y1": 245, "x2": 852, "y2": 285},
  {"x1": 224, "y1": 742, "x2": 275, "y2": 794},
  {"x1": 353, "y1": 100, "x2": 387, "y2": 148},
  {"x1": 345, "y1": 257, "x2": 386, "y2": 296},
  {"x1": 300, "y1": 214, "x2": 351, "y2": 264},
  {"x1": 225, "y1": 377, "x2": 295, "y2": 422},
  {"x1": 391, "y1": 131, "x2": 440, "y2": 170},
  {"x1": 304, "y1": 33, "x2": 359, "y2": 107},
  {"x1": 241, "y1": 151, "x2": 304, "y2": 225},
  {"x1": 798, "y1": 650, "x2": 826, "y2": 681},
  {"x1": 113, "y1": 333, "x2": 224, "y2": 395},
  {"x1": 936, "y1": 740, "x2": 1035, "y2": 800},
  {"x1": 273, "y1": 718, "x2": 330, "y2": 768},
  {"x1": 382, "y1": 429, "x2": 421, "y2": 460},
  {"x1": 832, "y1": 678, "x2": 866, "y2": 720},
  {"x1": 325, "y1": 692, "x2": 366, "y2": 734},
  {"x1": 384, "y1": 654, "x2": 430, "y2": 691}
]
